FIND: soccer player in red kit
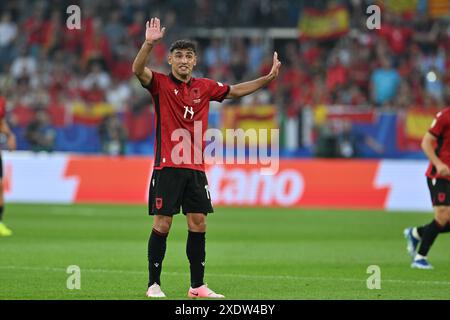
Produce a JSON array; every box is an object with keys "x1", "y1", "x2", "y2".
[
  {"x1": 0, "y1": 96, "x2": 16, "y2": 237},
  {"x1": 132, "y1": 18, "x2": 281, "y2": 298},
  {"x1": 404, "y1": 108, "x2": 450, "y2": 269}
]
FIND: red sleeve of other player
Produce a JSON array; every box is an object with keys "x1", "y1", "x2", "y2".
[{"x1": 429, "y1": 110, "x2": 448, "y2": 138}]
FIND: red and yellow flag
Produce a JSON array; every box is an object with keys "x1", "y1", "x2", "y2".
[{"x1": 299, "y1": 6, "x2": 349, "y2": 40}]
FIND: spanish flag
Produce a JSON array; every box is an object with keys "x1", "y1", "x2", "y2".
[
  {"x1": 299, "y1": 6, "x2": 350, "y2": 40},
  {"x1": 221, "y1": 105, "x2": 278, "y2": 146},
  {"x1": 396, "y1": 107, "x2": 441, "y2": 151}
]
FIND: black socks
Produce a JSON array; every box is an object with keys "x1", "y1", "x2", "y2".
[
  {"x1": 186, "y1": 231, "x2": 206, "y2": 289},
  {"x1": 148, "y1": 229, "x2": 207, "y2": 289},
  {"x1": 148, "y1": 228, "x2": 168, "y2": 287},
  {"x1": 417, "y1": 220, "x2": 450, "y2": 238},
  {"x1": 0, "y1": 206, "x2": 3, "y2": 221},
  {"x1": 417, "y1": 220, "x2": 446, "y2": 256}
]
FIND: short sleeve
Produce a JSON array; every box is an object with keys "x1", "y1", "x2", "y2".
[
  {"x1": 207, "y1": 79, "x2": 230, "y2": 102},
  {"x1": 429, "y1": 111, "x2": 446, "y2": 137},
  {"x1": 141, "y1": 71, "x2": 163, "y2": 96}
]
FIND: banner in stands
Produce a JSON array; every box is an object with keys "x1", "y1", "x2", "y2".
[
  {"x1": 396, "y1": 107, "x2": 438, "y2": 151},
  {"x1": 2, "y1": 152, "x2": 431, "y2": 211},
  {"x1": 221, "y1": 105, "x2": 278, "y2": 146},
  {"x1": 298, "y1": 6, "x2": 350, "y2": 39}
]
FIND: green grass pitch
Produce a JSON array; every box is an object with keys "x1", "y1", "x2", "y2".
[{"x1": 1, "y1": 203, "x2": 449, "y2": 300}]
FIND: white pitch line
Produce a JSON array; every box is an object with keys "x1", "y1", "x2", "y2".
[{"x1": 1, "y1": 265, "x2": 450, "y2": 286}]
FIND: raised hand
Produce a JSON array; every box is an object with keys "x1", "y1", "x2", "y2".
[
  {"x1": 145, "y1": 17, "x2": 166, "y2": 44},
  {"x1": 267, "y1": 52, "x2": 281, "y2": 81}
]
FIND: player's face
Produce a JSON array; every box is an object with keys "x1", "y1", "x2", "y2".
[{"x1": 169, "y1": 49, "x2": 196, "y2": 77}]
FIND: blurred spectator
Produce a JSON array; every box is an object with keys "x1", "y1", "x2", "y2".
[
  {"x1": 229, "y1": 38, "x2": 248, "y2": 81},
  {"x1": 204, "y1": 39, "x2": 231, "y2": 69},
  {"x1": 0, "y1": 11, "x2": 17, "y2": 72},
  {"x1": 81, "y1": 63, "x2": 111, "y2": 103},
  {"x1": 47, "y1": 93, "x2": 70, "y2": 127},
  {"x1": 378, "y1": 13, "x2": 413, "y2": 56},
  {"x1": 314, "y1": 121, "x2": 338, "y2": 158},
  {"x1": 106, "y1": 78, "x2": 132, "y2": 112},
  {"x1": 0, "y1": 12, "x2": 17, "y2": 47},
  {"x1": 98, "y1": 114, "x2": 127, "y2": 156},
  {"x1": 247, "y1": 36, "x2": 265, "y2": 74},
  {"x1": 104, "y1": 10, "x2": 126, "y2": 52},
  {"x1": 124, "y1": 100, "x2": 153, "y2": 146},
  {"x1": 370, "y1": 57, "x2": 401, "y2": 106},
  {"x1": 128, "y1": 11, "x2": 146, "y2": 48},
  {"x1": 41, "y1": 10, "x2": 64, "y2": 57},
  {"x1": 326, "y1": 55, "x2": 348, "y2": 93},
  {"x1": 23, "y1": 5, "x2": 46, "y2": 57},
  {"x1": 10, "y1": 47, "x2": 37, "y2": 82},
  {"x1": 394, "y1": 80, "x2": 413, "y2": 109},
  {"x1": 25, "y1": 109, "x2": 56, "y2": 152},
  {"x1": 81, "y1": 18, "x2": 112, "y2": 69}
]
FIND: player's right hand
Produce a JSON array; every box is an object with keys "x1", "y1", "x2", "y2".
[
  {"x1": 267, "y1": 52, "x2": 281, "y2": 81},
  {"x1": 436, "y1": 163, "x2": 450, "y2": 176},
  {"x1": 145, "y1": 17, "x2": 165, "y2": 44}
]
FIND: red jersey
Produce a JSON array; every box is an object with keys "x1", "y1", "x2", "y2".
[
  {"x1": 143, "y1": 72, "x2": 230, "y2": 172},
  {"x1": 426, "y1": 107, "x2": 450, "y2": 180}
]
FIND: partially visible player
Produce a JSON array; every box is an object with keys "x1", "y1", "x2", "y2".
[
  {"x1": 404, "y1": 108, "x2": 450, "y2": 269},
  {"x1": 0, "y1": 96, "x2": 16, "y2": 236}
]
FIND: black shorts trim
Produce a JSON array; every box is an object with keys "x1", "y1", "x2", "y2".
[
  {"x1": 427, "y1": 177, "x2": 450, "y2": 206},
  {"x1": 148, "y1": 167, "x2": 214, "y2": 216}
]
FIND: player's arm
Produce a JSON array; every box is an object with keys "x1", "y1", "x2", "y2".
[
  {"x1": 421, "y1": 131, "x2": 450, "y2": 176},
  {"x1": 0, "y1": 118, "x2": 16, "y2": 151},
  {"x1": 226, "y1": 52, "x2": 281, "y2": 99},
  {"x1": 132, "y1": 17, "x2": 166, "y2": 86}
]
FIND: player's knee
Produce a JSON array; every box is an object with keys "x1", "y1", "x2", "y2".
[
  {"x1": 153, "y1": 216, "x2": 172, "y2": 234},
  {"x1": 434, "y1": 206, "x2": 449, "y2": 225},
  {"x1": 444, "y1": 208, "x2": 450, "y2": 223},
  {"x1": 153, "y1": 222, "x2": 171, "y2": 234},
  {"x1": 187, "y1": 215, "x2": 206, "y2": 232}
]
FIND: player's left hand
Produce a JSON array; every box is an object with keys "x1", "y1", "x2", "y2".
[
  {"x1": 267, "y1": 52, "x2": 281, "y2": 81},
  {"x1": 7, "y1": 135, "x2": 16, "y2": 151}
]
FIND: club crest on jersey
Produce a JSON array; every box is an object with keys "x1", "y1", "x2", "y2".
[
  {"x1": 191, "y1": 88, "x2": 200, "y2": 98},
  {"x1": 156, "y1": 198, "x2": 163, "y2": 209},
  {"x1": 190, "y1": 88, "x2": 201, "y2": 104}
]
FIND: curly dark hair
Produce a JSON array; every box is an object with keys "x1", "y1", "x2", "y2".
[{"x1": 169, "y1": 40, "x2": 197, "y2": 54}]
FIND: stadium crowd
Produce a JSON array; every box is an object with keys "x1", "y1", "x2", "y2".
[{"x1": 0, "y1": 0, "x2": 448, "y2": 154}]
